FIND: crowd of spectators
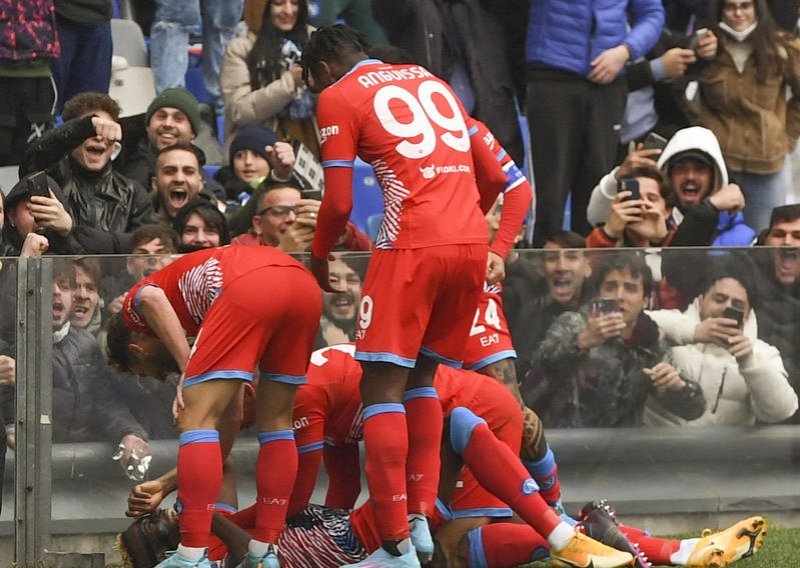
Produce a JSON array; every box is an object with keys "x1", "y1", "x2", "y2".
[{"x1": 2, "y1": 0, "x2": 800, "y2": 503}]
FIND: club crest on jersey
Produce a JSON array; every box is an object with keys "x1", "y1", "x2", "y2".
[{"x1": 420, "y1": 165, "x2": 436, "y2": 179}]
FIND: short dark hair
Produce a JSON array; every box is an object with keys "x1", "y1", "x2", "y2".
[
  {"x1": 256, "y1": 180, "x2": 303, "y2": 211},
  {"x1": 72, "y1": 257, "x2": 102, "y2": 286},
  {"x1": 702, "y1": 263, "x2": 754, "y2": 306},
  {"x1": 301, "y1": 25, "x2": 371, "y2": 82},
  {"x1": 52, "y1": 258, "x2": 77, "y2": 290},
  {"x1": 628, "y1": 166, "x2": 677, "y2": 209},
  {"x1": 544, "y1": 230, "x2": 586, "y2": 249},
  {"x1": 768, "y1": 204, "x2": 800, "y2": 230},
  {"x1": 106, "y1": 312, "x2": 134, "y2": 373},
  {"x1": 63, "y1": 92, "x2": 121, "y2": 121},
  {"x1": 594, "y1": 253, "x2": 653, "y2": 298},
  {"x1": 130, "y1": 224, "x2": 180, "y2": 253},
  {"x1": 155, "y1": 143, "x2": 204, "y2": 168}
]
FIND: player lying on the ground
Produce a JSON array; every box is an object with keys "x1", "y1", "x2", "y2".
[
  {"x1": 118, "y1": 439, "x2": 765, "y2": 568},
  {"x1": 122, "y1": 345, "x2": 766, "y2": 568}
]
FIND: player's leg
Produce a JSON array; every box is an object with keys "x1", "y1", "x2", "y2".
[
  {"x1": 349, "y1": 249, "x2": 442, "y2": 565},
  {"x1": 239, "y1": 267, "x2": 322, "y2": 568},
  {"x1": 476, "y1": 358, "x2": 563, "y2": 510},
  {"x1": 449, "y1": 407, "x2": 634, "y2": 568},
  {"x1": 405, "y1": 353, "x2": 443, "y2": 561},
  {"x1": 166, "y1": 378, "x2": 243, "y2": 567}
]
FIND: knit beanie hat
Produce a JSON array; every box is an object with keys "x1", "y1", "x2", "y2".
[
  {"x1": 145, "y1": 88, "x2": 201, "y2": 135},
  {"x1": 229, "y1": 124, "x2": 278, "y2": 163}
]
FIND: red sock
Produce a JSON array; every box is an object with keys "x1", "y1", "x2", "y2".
[
  {"x1": 255, "y1": 430, "x2": 298, "y2": 544},
  {"x1": 462, "y1": 422, "x2": 562, "y2": 538},
  {"x1": 620, "y1": 525, "x2": 680, "y2": 565},
  {"x1": 404, "y1": 388, "x2": 442, "y2": 516},
  {"x1": 473, "y1": 523, "x2": 549, "y2": 567},
  {"x1": 177, "y1": 430, "x2": 223, "y2": 548},
  {"x1": 363, "y1": 404, "x2": 410, "y2": 541},
  {"x1": 230, "y1": 504, "x2": 257, "y2": 531}
]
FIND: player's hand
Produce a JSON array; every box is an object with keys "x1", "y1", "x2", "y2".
[
  {"x1": 693, "y1": 317, "x2": 740, "y2": 346},
  {"x1": 728, "y1": 333, "x2": 754, "y2": 361},
  {"x1": 708, "y1": 183, "x2": 745, "y2": 214},
  {"x1": 486, "y1": 251, "x2": 506, "y2": 284},
  {"x1": 126, "y1": 479, "x2": 168, "y2": 517},
  {"x1": 588, "y1": 45, "x2": 629, "y2": 84},
  {"x1": 615, "y1": 144, "x2": 661, "y2": 181},
  {"x1": 695, "y1": 30, "x2": 718, "y2": 61},
  {"x1": 660, "y1": 48, "x2": 696, "y2": 79},
  {"x1": 266, "y1": 140, "x2": 295, "y2": 180},
  {"x1": 644, "y1": 361, "x2": 686, "y2": 391},
  {"x1": 0, "y1": 355, "x2": 15, "y2": 385},
  {"x1": 311, "y1": 253, "x2": 346, "y2": 293},
  {"x1": 578, "y1": 313, "x2": 626, "y2": 350},
  {"x1": 605, "y1": 192, "x2": 644, "y2": 239},
  {"x1": 91, "y1": 116, "x2": 122, "y2": 142},
  {"x1": 19, "y1": 232, "x2": 49, "y2": 257},
  {"x1": 29, "y1": 190, "x2": 73, "y2": 236}
]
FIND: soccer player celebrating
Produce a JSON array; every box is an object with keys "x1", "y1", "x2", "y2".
[
  {"x1": 302, "y1": 25, "x2": 491, "y2": 567},
  {"x1": 301, "y1": 25, "x2": 504, "y2": 566},
  {"x1": 107, "y1": 245, "x2": 321, "y2": 568}
]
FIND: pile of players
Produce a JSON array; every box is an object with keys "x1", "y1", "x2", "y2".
[{"x1": 108, "y1": 26, "x2": 768, "y2": 568}]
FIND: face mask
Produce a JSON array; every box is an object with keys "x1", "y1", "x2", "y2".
[{"x1": 719, "y1": 20, "x2": 758, "y2": 42}]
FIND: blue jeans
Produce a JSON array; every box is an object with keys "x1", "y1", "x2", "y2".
[
  {"x1": 51, "y1": 17, "x2": 112, "y2": 114},
  {"x1": 731, "y1": 162, "x2": 790, "y2": 234},
  {"x1": 150, "y1": 0, "x2": 243, "y2": 105}
]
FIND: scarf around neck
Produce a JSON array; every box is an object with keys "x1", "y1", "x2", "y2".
[{"x1": 719, "y1": 20, "x2": 758, "y2": 42}]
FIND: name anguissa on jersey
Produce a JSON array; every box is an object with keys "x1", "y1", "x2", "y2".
[{"x1": 356, "y1": 65, "x2": 434, "y2": 89}]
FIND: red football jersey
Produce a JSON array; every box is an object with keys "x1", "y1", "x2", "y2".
[
  {"x1": 314, "y1": 59, "x2": 487, "y2": 252},
  {"x1": 122, "y1": 245, "x2": 305, "y2": 337}
]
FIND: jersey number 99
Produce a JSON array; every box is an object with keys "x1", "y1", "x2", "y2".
[{"x1": 373, "y1": 80, "x2": 470, "y2": 160}]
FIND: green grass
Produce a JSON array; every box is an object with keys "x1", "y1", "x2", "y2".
[{"x1": 520, "y1": 525, "x2": 800, "y2": 567}]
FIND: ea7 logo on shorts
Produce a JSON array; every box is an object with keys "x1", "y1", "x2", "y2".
[
  {"x1": 479, "y1": 333, "x2": 500, "y2": 347},
  {"x1": 319, "y1": 124, "x2": 339, "y2": 144},
  {"x1": 408, "y1": 473, "x2": 424, "y2": 482},
  {"x1": 392, "y1": 493, "x2": 408, "y2": 502}
]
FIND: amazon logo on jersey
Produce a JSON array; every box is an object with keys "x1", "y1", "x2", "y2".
[{"x1": 319, "y1": 125, "x2": 339, "y2": 144}]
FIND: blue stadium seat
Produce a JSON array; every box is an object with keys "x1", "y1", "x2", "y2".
[
  {"x1": 365, "y1": 213, "x2": 383, "y2": 241},
  {"x1": 349, "y1": 158, "x2": 384, "y2": 234}
]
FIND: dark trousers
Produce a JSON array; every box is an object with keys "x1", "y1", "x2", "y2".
[
  {"x1": 51, "y1": 17, "x2": 112, "y2": 114},
  {"x1": 526, "y1": 69, "x2": 626, "y2": 245},
  {"x1": 0, "y1": 76, "x2": 55, "y2": 166}
]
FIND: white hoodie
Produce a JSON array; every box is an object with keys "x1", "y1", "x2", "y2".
[{"x1": 586, "y1": 126, "x2": 729, "y2": 226}]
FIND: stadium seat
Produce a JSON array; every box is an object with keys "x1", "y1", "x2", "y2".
[
  {"x1": 109, "y1": 59, "x2": 157, "y2": 117},
  {"x1": 110, "y1": 19, "x2": 149, "y2": 67},
  {"x1": 365, "y1": 213, "x2": 383, "y2": 241},
  {"x1": 349, "y1": 158, "x2": 384, "y2": 234},
  {"x1": 0, "y1": 165, "x2": 19, "y2": 193}
]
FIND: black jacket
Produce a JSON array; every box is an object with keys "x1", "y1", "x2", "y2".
[
  {"x1": 53, "y1": 324, "x2": 148, "y2": 443},
  {"x1": 371, "y1": 0, "x2": 524, "y2": 165},
  {"x1": 19, "y1": 116, "x2": 157, "y2": 253}
]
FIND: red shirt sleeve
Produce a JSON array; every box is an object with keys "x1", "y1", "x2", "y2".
[
  {"x1": 121, "y1": 282, "x2": 159, "y2": 335},
  {"x1": 586, "y1": 226, "x2": 618, "y2": 248},
  {"x1": 468, "y1": 118, "x2": 533, "y2": 259},
  {"x1": 312, "y1": 88, "x2": 359, "y2": 259}
]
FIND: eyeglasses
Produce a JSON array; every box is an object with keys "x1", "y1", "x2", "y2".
[
  {"x1": 723, "y1": 1, "x2": 754, "y2": 13},
  {"x1": 257, "y1": 205, "x2": 297, "y2": 217}
]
